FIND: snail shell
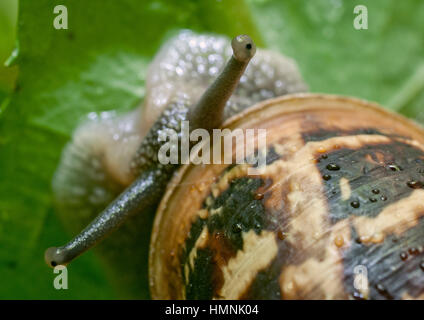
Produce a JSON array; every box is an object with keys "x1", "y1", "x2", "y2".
[{"x1": 149, "y1": 94, "x2": 424, "y2": 300}]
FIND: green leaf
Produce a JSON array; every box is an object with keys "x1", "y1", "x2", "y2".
[
  {"x1": 0, "y1": 0, "x2": 18, "y2": 92},
  {"x1": 247, "y1": 0, "x2": 424, "y2": 122}
]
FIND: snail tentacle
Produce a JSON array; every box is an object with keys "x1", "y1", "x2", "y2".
[
  {"x1": 45, "y1": 168, "x2": 169, "y2": 267},
  {"x1": 45, "y1": 34, "x2": 256, "y2": 267},
  {"x1": 188, "y1": 35, "x2": 256, "y2": 131}
]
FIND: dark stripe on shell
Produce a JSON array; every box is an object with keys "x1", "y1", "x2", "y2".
[
  {"x1": 343, "y1": 219, "x2": 424, "y2": 300},
  {"x1": 302, "y1": 127, "x2": 386, "y2": 142},
  {"x1": 252, "y1": 146, "x2": 281, "y2": 167},
  {"x1": 182, "y1": 176, "x2": 267, "y2": 299},
  {"x1": 316, "y1": 140, "x2": 424, "y2": 223}
]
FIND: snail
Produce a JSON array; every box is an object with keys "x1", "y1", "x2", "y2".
[{"x1": 45, "y1": 31, "x2": 424, "y2": 300}]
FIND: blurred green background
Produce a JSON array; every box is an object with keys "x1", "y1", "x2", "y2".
[
  {"x1": 0, "y1": 0, "x2": 17, "y2": 96},
  {"x1": 0, "y1": 0, "x2": 423, "y2": 299}
]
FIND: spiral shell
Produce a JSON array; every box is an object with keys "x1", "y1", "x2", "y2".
[{"x1": 149, "y1": 94, "x2": 424, "y2": 300}]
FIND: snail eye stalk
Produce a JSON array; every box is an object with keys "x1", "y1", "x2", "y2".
[
  {"x1": 188, "y1": 34, "x2": 256, "y2": 131},
  {"x1": 44, "y1": 34, "x2": 256, "y2": 267}
]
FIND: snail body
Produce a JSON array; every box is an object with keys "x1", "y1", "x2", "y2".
[{"x1": 46, "y1": 31, "x2": 424, "y2": 300}]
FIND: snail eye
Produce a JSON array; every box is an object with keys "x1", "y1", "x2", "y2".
[{"x1": 231, "y1": 35, "x2": 256, "y2": 62}]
